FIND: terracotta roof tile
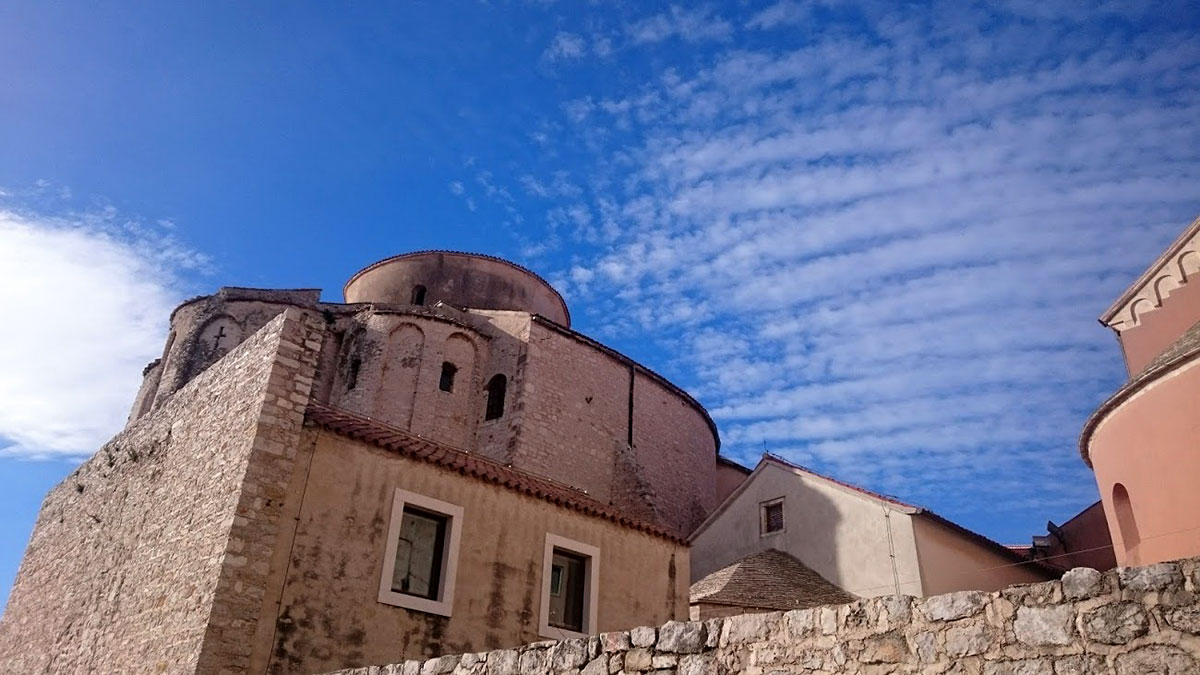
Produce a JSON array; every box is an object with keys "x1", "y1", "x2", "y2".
[
  {"x1": 690, "y1": 549, "x2": 856, "y2": 611},
  {"x1": 304, "y1": 403, "x2": 684, "y2": 543}
]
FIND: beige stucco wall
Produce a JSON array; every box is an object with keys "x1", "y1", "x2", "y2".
[
  {"x1": 689, "y1": 462, "x2": 923, "y2": 598},
  {"x1": 1087, "y1": 356, "x2": 1200, "y2": 566},
  {"x1": 910, "y1": 516, "x2": 1052, "y2": 596},
  {"x1": 261, "y1": 428, "x2": 689, "y2": 674}
]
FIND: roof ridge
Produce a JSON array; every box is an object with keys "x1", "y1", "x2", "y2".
[{"x1": 304, "y1": 402, "x2": 684, "y2": 543}]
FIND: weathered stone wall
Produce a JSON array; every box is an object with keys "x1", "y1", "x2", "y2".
[
  {"x1": 0, "y1": 308, "x2": 323, "y2": 675},
  {"x1": 326, "y1": 558, "x2": 1200, "y2": 675}
]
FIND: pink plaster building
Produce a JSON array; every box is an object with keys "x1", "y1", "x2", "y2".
[{"x1": 1081, "y1": 215, "x2": 1200, "y2": 566}]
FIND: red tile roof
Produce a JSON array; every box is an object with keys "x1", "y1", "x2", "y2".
[{"x1": 304, "y1": 403, "x2": 684, "y2": 543}]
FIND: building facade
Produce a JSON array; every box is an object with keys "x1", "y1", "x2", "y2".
[
  {"x1": 689, "y1": 455, "x2": 1056, "y2": 609},
  {"x1": 0, "y1": 252, "x2": 720, "y2": 674},
  {"x1": 1082, "y1": 215, "x2": 1200, "y2": 566}
]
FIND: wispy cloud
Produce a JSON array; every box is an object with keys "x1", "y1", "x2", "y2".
[
  {"x1": 628, "y1": 6, "x2": 733, "y2": 44},
  {"x1": 514, "y1": 1, "x2": 1200, "y2": 538},
  {"x1": 0, "y1": 190, "x2": 205, "y2": 459},
  {"x1": 542, "y1": 31, "x2": 587, "y2": 62}
]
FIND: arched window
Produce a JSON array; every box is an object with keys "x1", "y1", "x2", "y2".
[
  {"x1": 347, "y1": 357, "x2": 362, "y2": 391},
  {"x1": 1112, "y1": 483, "x2": 1140, "y2": 561},
  {"x1": 485, "y1": 374, "x2": 507, "y2": 420},
  {"x1": 439, "y1": 362, "x2": 457, "y2": 392},
  {"x1": 412, "y1": 285, "x2": 427, "y2": 305}
]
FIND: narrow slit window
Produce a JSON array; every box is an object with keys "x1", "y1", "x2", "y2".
[
  {"x1": 412, "y1": 285, "x2": 427, "y2": 305},
  {"x1": 439, "y1": 362, "x2": 457, "y2": 392},
  {"x1": 346, "y1": 357, "x2": 362, "y2": 391},
  {"x1": 485, "y1": 374, "x2": 507, "y2": 420}
]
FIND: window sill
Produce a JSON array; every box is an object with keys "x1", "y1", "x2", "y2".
[{"x1": 377, "y1": 589, "x2": 454, "y2": 617}]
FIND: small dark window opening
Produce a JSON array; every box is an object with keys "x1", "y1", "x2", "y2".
[
  {"x1": 548, "y1": 549, "x2": 587, "y2": 632},
  {"x1": 439, "y1": 362, "x2": 457, "y2": 392},
  {"x1": 412, "y1": 285, "x2": 427, "y2": 305},
  {"x1": 346, "y1": 357, "x2": 362, "y2": 391},
  {"x1": 762, "y1": 500, "x2": 784, "y2": 534},
  {"x1": 485, "y1": 374, "x2": 507, "y2": 420},
  {"x1": 392, "y1": 506, "x2": 447, "y2": 600}
]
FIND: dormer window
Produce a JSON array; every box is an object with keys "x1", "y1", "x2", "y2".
[
  {"x1": 412, "y1": 285, "x2": 427, "y2": 305},
  {"x1": 439, "y1": 362, "x2": 457, "y2": 392}
]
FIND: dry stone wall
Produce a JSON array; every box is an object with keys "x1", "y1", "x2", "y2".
[{"x1": 326, "y1": 558, "x2": 1200, "y2": 675}]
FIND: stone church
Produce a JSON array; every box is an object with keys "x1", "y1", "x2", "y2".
[{"x1": 0, "y1": 251, "x2": 747, "y2": 674}]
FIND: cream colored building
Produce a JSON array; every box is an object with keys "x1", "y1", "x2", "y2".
[{"x1": 689, "y1": 455, "x2": 1055, "y2": 610}]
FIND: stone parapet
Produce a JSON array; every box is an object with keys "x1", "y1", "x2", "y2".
[{"x1": 325, "y1": 557, "x2": 1200, "y2": 675}]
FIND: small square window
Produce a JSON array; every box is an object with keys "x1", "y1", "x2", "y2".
[
  {"x1": 539, "y1": 534, "x2": 599, "y2": 639},
  {"x1": 379, "y1": 489, "x2": 463, "y2": 617},
  {"x1": 761, "y1": 498, "x2": 784, "y2": 535}
]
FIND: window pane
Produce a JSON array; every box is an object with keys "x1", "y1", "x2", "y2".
[
  {"x1": 549, "y1": 550, "x2": 586, "y2": 632},
  {"x1": 392, "y1": 507, "x2": 447, "y2": 599}
]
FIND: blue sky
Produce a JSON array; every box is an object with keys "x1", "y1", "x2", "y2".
[{"x1": 2, "y1": 1, "x2": 1199, "y2": 608}]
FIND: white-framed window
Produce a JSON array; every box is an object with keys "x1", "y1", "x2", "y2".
[
  {"x1": 539, "y1": 533, "x2": 600, "y2": 639},
  {"x1": 760, "y1": 497, "x2": 785, "y2": 536},
  {"x1": 378, "y1": 488, "x2": 464, "y2": 617}
]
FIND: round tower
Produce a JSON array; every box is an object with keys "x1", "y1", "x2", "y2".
[{"x1": 344, "y1": 251, "x2": 570, "y2": 326}]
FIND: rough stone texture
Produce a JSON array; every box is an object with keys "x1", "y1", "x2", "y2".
[
  {"x1": 1062, "y1": 568, "x2": 1105, "y2": 600},
  {"x1": 326, "y1": 558, "x2": 1200, "y2": 675},
  {"x1": 923, "y1": 590, "x2": 990, "y2": 621},
  {"x1": 0, "y1": 309, "x2": 324, "y2": 675},
  {"x1": 1014, "y1": 606, "x2": 1075, "y2": 646},
  {"x1": 1080, "y1": 603, "x2": 1149, "y2": 645},
  {"x1": 1119, "y1": 563, "x2": 1183, "y2": 592},
  {"x1": 655, "y1": 622, "x2": 705, "y2": 654}
]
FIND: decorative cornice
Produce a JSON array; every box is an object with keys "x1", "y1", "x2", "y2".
[
  {"x1": 1079, "y1": 321, "x2": 1200, "y2": 466},
  {"x1": 1100, "y1": 215, "x2": 1200, "y2": 332}
]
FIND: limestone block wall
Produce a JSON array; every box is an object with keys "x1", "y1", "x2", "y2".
[
  {"x1": 326, "y1": 557, "x2": 1200, "y2": 675},
  {"x1": 0, "y1": 308, "x2": 324, "y2": 675}
]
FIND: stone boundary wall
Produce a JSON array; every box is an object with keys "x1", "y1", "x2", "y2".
[{"x1": 327, "y1": 558, "x2": 1200, "y2": 675}]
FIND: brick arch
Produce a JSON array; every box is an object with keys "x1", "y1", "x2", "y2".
[{"x1": 373, "y1": 322, "x2": 426, "y2": 428}]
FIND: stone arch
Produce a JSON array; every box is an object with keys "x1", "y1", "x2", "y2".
[
  {"x1": 1154, "y1": 274, "x2": 1181, "y2": 305},
  {"x1": 1179, "y1": 250, "x2": 1200, "y2": 281},
  {"x1": 485, "y1": 374, "x2": 507, "y2": 421},
  {"x1": 1129, "y1": 297, "x2": 1156, "y2": 325},
  {"x1": 441, "y1": 333, "x2": 478, "y2": 394},
  {"x1": 335, "y1": 327, "x2": 370, "y2": 396},
  {"x1": 185, "y1": 315, "x2": 242, "y2": 381},
  {"x1": 373, "y1": 323, "x2": 426, "y2": 428}
]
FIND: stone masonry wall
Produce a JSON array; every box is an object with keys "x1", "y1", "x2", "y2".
[
  {"x1": 326, "y1": 558, "x2": 1200, "y2": 675},
  {"x1": 0, "y1": 308, "x2": 323, "y2": 675}
]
